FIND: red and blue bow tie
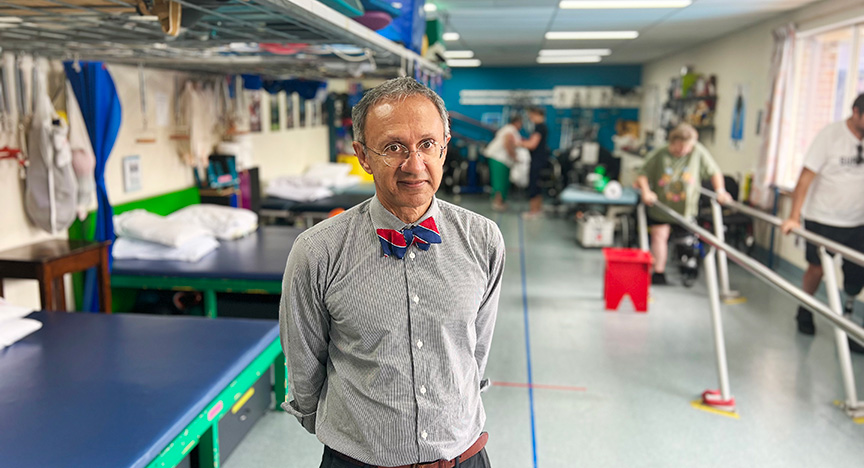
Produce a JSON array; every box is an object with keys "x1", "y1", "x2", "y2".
[{"x1": 376, "y1": 217, "x2": 442, "y2": 259}]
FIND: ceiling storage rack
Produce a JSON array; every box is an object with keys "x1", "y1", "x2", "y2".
[{"x1": 0, "y1": 0, "x2": 444, "y2": 79}]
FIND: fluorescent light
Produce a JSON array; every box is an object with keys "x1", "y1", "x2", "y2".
[
  {"x1": 539, "y1": 48, "x2": 611, "y2": 56},
  {"x1": 443, "y1": 32, "x2": 460, "y2": 41},
  {"x1": 444, "y1": 50, "x2": 474, "y2": 59},
  {"x1": 537, "y1": 56, "x2": 602, "y2": 64},
  {"x1": 447, "y1": 59, "x2": 482, "y2": 67},
  {"x1": 0, "y1": 17, "x2": 22, "y2": 23},
  {"x1": 546, "y1": 31, "x2": 638, "y2": 40},
  {"x1": 560, "y1": 0, "x2": 691, "y2": 8},
  {"x1": 424, "y1": 3, "x2": 437, "y2": 12},
  {"x1": 128, "y1": 15, "x2": 159, "y2": 21}
]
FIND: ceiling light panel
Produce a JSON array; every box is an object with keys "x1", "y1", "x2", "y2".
[
  {"x1": 560, "y1": 1, "x2": 691, "y2": 8},
  {"x1": 447, "y1": 59, "x2": 482, "y2": 67},
  {"x1": 443, "y1": 32, "x2": 460, "y2": 41},
  {"x1": 539, "y1": 48, "x2": 611, "y2": 56},
  {"x1": 537, "y1": 56, "x2": 602, "y2": 63},
  {"x1": 444, "y1": 50, "x2": 474, "y2": 59},
  {"x1": 546, "y1": 31, "x2": 639, "y2": 40}
]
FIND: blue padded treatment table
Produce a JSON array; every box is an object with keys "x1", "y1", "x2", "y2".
[
  {"x1": 0, "y1": 311, "x2": 283, "y2": 468},
  {"x1": 559, "y1": 184, "x2": 640, "y2": 206},
  {"x1": 260, "y1": 184, "x2": 374, "y2": 223},
  {"x1": 290, "y1": 192, "x2": 371, "y2": 213},
  {"x1": 112, "y1": 226, "x2": 302, "y2": 317}
]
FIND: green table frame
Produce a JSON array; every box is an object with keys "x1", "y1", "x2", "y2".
[
  {"x1": 111, "y1": 275, "x2": 282, "y2": 318},
  {"x1": 146, "y1": 338, "x2": 287, "y2": 468}
]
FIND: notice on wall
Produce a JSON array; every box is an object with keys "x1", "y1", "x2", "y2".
[{"x1": 123, "y1": 155, "x2": 142, "y2": 193}]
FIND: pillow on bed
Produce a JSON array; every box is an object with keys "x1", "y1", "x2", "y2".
[
  {"x1": 115, "y1": 209, "x2": 213, "y2": 248},
  {"x1": 166, "y1": 204, "x2": 258, "y2": 240}
]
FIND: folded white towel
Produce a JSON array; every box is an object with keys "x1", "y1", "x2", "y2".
[
  {"x1": 0, "y1": 318, "x2": 42, "y2": 349},
  {"x1": 113, "y1": 236, "x2": 220, "y2": 263},
  {"x1": 167, "y1": 204, "x2": 258, "y2": 240},
  {"x1": 0, "y1": 301, "x2": 34, "y2": 322},
  {"x1": 115, "y1": 209, "x2": 214, "y2": 248}
]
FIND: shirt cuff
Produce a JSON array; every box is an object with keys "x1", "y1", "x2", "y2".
[{"x1": 281, "y1": 400, "x2": 317, "y2": 434}]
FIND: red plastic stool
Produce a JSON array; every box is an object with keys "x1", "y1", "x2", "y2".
[{"x1": 602, "y1": 248, "x2": 653, "y2": 312}]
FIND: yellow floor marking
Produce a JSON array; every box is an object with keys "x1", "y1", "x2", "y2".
[
  {"x1": 690, "y1": 400, "x2": 740, "y2": 419},
  {"x1": 723, "y1": 296, "x2": 748, "y2": 305}
]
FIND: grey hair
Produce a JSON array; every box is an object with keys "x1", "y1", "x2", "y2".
[{"x1": 351, "y1": 77, "x2": 450, "y2": 143}]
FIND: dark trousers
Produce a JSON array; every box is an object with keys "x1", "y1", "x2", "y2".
[{"x1": 320, "y1": 446, "x2": 492, "y2": 468}]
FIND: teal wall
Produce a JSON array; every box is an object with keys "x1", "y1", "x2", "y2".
[{"x1": 442, "y1": 65, "x2": 643, "y2": 151}]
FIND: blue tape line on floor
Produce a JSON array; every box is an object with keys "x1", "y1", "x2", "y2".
[{"x1": 518, "y1": 216, "x2": 540, "y2": 468}]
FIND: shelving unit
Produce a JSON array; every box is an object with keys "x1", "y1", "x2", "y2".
[
  {"x1": 664, "y1": 94, "x2": 717, "y2": 141},
  {"x1": 0, "y1": 0, "x2": 444, "y2": 79}
]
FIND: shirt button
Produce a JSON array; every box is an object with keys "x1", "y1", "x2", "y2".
[
  {"x1": 413, "y1": 295, "x2": 419, "y2": 304},
  {"x1": 409, "y1": 252, "x2": 416, "y2": 259},
  {"x1": 420, "y1": 385, "x2": 427, "y2": 395},
  {"x1": 421, "y1": 431, "x2": 428, "y2": 440},
  {"x1": 417, "y1": 340, "x2": 423, "y2": 349}
]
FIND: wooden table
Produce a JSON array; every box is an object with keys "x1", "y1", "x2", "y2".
[{"x1": 0, "y1": 239, "x2": 111, "y2": 312}]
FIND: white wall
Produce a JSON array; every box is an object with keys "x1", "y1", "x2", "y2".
[
  {"x1": 1, "y1": 62, "x2": 330, "y2": 309},
  {"x1": 641, "y1": 0, "x2": 864, "y2": 269}
]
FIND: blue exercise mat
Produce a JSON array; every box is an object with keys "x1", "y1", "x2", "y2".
[{"x1": 559, "y1": 185, "x2": 640, "y2": 206}]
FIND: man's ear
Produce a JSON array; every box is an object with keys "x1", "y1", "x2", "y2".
[{"x1": 353, "y1": 141, "x2": 373, "y2": 174}]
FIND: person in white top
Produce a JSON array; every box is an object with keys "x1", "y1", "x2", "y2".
[
  {"x1": 781, "y1": 93, "x2": 864, "y2": 352},
  {"x1": 484, "y1": 115, "x2": 523, "y2": 211}
]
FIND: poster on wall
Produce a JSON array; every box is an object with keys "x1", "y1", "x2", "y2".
[
  {"x1": 730, "y1": 84, "x2": 748, "y2": 150},
  {"x1": 249, "y1": 91, "x2": 262, "y2": 133},
  {"x1": 270, "y1": 93, "x2": 280, "y2": 131}
]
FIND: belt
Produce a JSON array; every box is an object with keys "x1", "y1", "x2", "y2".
[{"x1": 329, "y1": 432, "x2": 488, "y2": 468}]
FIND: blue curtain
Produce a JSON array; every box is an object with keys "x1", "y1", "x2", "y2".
[{"x1": 64, "y1": 61, "x2": 122, "y2": 312}]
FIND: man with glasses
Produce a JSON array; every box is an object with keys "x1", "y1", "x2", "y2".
[
  {"x1": 280, "y1": 77, "x2": 504, "y2": 468},
  {"x1": 782, "y1": 93, "x2": 864, "y2": 354}
]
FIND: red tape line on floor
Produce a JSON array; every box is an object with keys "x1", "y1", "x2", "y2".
[{"x1": 492, "y1": 381, "x2": 587, "y2": 392}]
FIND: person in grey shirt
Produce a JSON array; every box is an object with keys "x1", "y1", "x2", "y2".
[{"x1": 280, "y1": 77, "x2": 505, "y2": 468}]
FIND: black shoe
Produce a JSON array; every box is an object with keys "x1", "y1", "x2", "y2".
[
  {"x1": 796, "y1": 306, "x2": 815, "y2": 335},
  {"x1": 850, "y1": 337, "x2": 864, "y2": 354},
  {"x1": 652, "y1": 272, "x2": 668, "y2": 285}
]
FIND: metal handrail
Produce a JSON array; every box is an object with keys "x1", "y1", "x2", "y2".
[
  {"x1": 650, "y1": 200, "x2": 864, "y2": 346},
  {"x1": 700, "y1": 188, "x2": 864, "y2": 268}
]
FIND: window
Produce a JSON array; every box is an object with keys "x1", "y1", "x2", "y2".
[{"x1": 777, "y1": 22, "x2": 864, "y2": 188}]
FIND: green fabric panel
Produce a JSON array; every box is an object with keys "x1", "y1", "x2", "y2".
[
  {"x1": 426, "y1": 18, "x2": 443, "y2": 45},
  {"x1": 68, "y1": 187, "x2": 201, "y2": 311}
]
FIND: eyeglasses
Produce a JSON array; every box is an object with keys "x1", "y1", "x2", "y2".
[{"x1": 360, "y1": 139, "x2": 446, "y2": 168}]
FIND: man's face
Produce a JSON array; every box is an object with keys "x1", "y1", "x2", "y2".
[
  {"x1": 354, "y1": 95, "x2": 448, "y2": 216},
  {"x1": 668, "y1": 139, "x2": 695, "y2": 158}
]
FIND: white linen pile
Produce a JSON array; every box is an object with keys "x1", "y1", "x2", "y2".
[
  {"x1": 0, "y1": 299, "x2": 41, "y2": 349},
  {"x1": 167, "y1": 204, "x2": 258, "y2": 240},
  {"x1": 113, "y1": 205, "x2": 259, "y2": 262},
  {"x1": 266, "y1": 163, "x2": 361, "y2": 202}
]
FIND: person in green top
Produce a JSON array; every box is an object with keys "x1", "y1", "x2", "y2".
[{"x1": 637, "y1": 123, "x2": 732, "y2": 285}]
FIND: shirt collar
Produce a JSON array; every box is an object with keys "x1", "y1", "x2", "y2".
[{"x1": 370, "y1": 195, "x2": 441, "y2": 231}]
